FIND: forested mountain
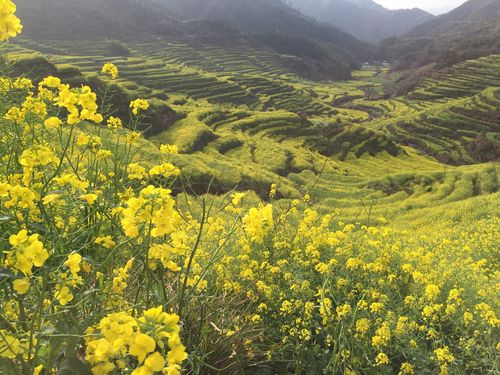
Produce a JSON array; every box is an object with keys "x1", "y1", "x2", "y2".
[
  {"x1": 158, "y1": 0, "x2": 359, "y2": 41},
  {"x1": 287, "y1": 0, "x2": 434, "y2": 42},
  {"x1": 380, "y1": 0, "x2": 500, "y2": 69},
  {"x1": 155, "y1": 0, "x2": 372, "y2": 60},
  {"x1": 406, "y1": 0, "x2": 500, "y2": 37}
]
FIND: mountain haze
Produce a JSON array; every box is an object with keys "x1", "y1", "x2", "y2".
[
  {"x1": 287, "y1": 0, "x2": 434, "y2": 42},
  {"x1": 15, "y1": 0, "x2": 176, "y2": 39},
  {"x1": 153, "y1": 0, "x2": 376, "y2": 77}
]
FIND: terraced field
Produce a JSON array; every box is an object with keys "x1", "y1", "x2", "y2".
[
  {"x1": 409, "y1": 54, "x2": 500, "y2": 100},
  {"x1": 4, "y1": 38, "x2": 499, "y2": 224}
]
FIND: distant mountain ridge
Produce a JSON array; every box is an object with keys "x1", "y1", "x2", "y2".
[
  {"x1": 15, "y1": 0, "x2": 187, "y2": 40},
  {"x1": 286, "y1": 0, "x2": 434, "y2": 42},
  {"x1": 380, "y1": 0, "x2": 500, "y2": 69}
]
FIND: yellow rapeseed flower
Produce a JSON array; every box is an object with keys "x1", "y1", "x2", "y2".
[
  {"x1": 425, "y1": 284, "x2": 441, "y2": 301},
  {"x1": 80, "y1": 193, "x2": 98, "y2": 205},
  {"x1": 129, "y1": 333, "x2": 156, "y2": 362},
  {"x1": 101, "y1": 63, "x2": 119, "y2": 79},
  {"x1": 6, "y1": 230, "x2": 49, "y2": 275},
  {"x1": 64, "y1": 253, "x2": 82, "y2": 274},
  {"x1": 12, "y1": 277, "x2": 30, "y2": 295},
  {"x1": 160, "y1": 144, "x2": 179, "y2": 154},
  {"x1": 356, "y1": 318, "x2": 370, "y2": 335},
  {"x1": 242, "y1": 204, "x2": 274, "y2": 244},
  {"x1": 399, "y1": 363, "x2": 414, "y2": 374},
  {"x1": 231, "y1": 192, "x2": 246, "y2": 206},
  {"x1": 130, "y1": 99, "x2": 149, "y2": 115},
  {"x1": 375, "y1": 352, "x2": 390, "y2": 366},
  {"x1": 0, "y1": 0, "x2": 23, "y2": 41},
  {"x1": 107, "y1": 116, "x2": 122, "y2": 129},
  {"x1": 54, "y1": 285, "x2": 73, "y2": 306},
  {"x1": 44, "y1": 116, "x2": 62, "y2": 129},
  {"x1": 434, "y1": 346, "x2": 455, "y2": 363}
]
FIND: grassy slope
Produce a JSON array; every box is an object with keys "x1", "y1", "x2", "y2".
[{"x1": 3, "y1": 38, "x2": 499, "y2": 228}]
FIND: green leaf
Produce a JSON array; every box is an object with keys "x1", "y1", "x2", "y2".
[
  {"x1": 56, "y1": 357, "x2": 92, "y2": 375},
  {"x1": 0, "y1": 215, "x2": 12, "y2": 223},
  {"x1": 40, "y1": 326, "x2": 59, "y2": 336}
]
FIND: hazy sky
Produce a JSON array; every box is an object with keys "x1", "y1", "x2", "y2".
[{"x1": 374, "y1": 0, "x2": 468, "y2": 14}]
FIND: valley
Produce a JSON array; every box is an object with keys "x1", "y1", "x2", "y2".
[{"x1": 5, "y1": 34, "x2": 498, "y2": 226}]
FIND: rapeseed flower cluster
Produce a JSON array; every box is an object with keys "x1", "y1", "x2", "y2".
[
  {"x1": 211, "y1": 207, "x2": 499, "y2": 373},
  {"x1": 5, "y1": 230, "x2": 50, "y2": 275},
  {"x1": 121, "y1": 185, "x2": 180, "y2": 239},
  {"x1": 85, "y1": 307, "x2": 186, "y2": 375},
  {"x1": 0, "y1": 0, "x2": 22, "y2": 41},
  {"x1": 130, "y1": 98, "x2": 150, "y2": 115},
  {"x1": 101, "y1": 62, "x2": 119, "y2": 80},
  {"x1": 242, "y1": 204, "x2": 274, "y2": 243},
  {"x1": 38, "y1": 76, "x2": 103, "y2": 124}
]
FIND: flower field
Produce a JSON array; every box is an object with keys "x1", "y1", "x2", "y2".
[{"x1": 1, "y1": 2, "x2": 499, "y2": 374}]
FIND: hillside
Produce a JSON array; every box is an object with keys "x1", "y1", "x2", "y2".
[
  {"x1": 14, "y1": 0, "x2": 362, "y2": 80},
  {"x1": 8, "y1": 0, "x2": 498, "y2": 218},
  {"x1": 380, "y1": 0, "x2": 500, "y2": 69},
  {"x1": 159, "y1": 0, "x2": 364, "y2": 44},
  {"x1": 5, "y1": 38, "x2": 498, "y2": 217},
  {"x1": 156, "y1": 0, "x2": 372, "y2": 66},
  {"x1": 406, "y1": 0, "x2": 500, "y2": 37},
  {"x1": 6, "y1": 0, "x2": 499, "y2": 219},
  {"x1": 288, "y1": 0, "x2": 434, "y2": 43},
  {"x1": 15, "y1": 0, "x2": 176, "y2": 40}
]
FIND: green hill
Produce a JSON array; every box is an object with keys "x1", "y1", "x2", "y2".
[
  {"x1": 158, "y1": 0, "x2": 369, "y2": 51},
  {"x1": 5, "y1": 37, "x2": 499, "y2": 223},
  {"x1": 156, "y1": 0, "x2": 372, "y2": 75}
]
